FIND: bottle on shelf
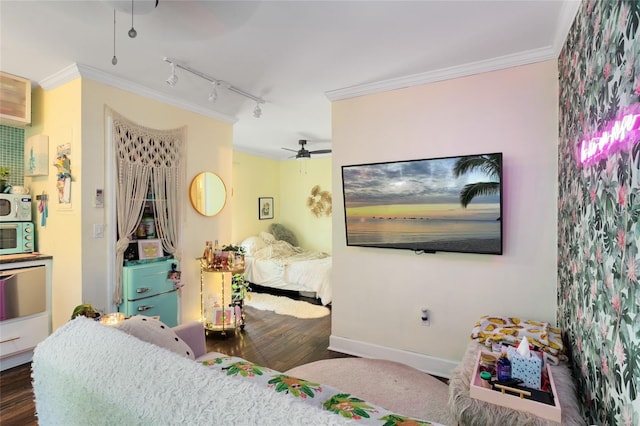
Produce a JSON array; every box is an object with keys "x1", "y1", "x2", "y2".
[
  {"x1": 496, "y1": 348, "x2": 512, "y2": 381},
  {"x1": 143, "y1": 215, "x2": 155, "y2": 238}
]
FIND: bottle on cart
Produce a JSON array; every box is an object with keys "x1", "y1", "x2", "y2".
[
  {"x1": 496, "y1": 348, "x2": 512, "y2": 381},
  {"x1": 203, "y1": 241, "x2": 212, "y2": 268},
  {"x1": 213, "y1": 240, "x2": 222, "y2": 269}
]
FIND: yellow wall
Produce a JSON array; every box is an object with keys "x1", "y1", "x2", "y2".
[
  {"x1": 26, "y1": 82, "x2": 83, "y2": 330},
  {"x1": 232, "y1": 152, "x2": 332, "y2": 253},
  {"x1": 278, "y1": 158, "x2": 332, "y2": 253},
  {"x1": 27, "y1": 76, "x2": 233, "y2": 330},
  {"x1": 231, "y1": 151, "x2": 279, "y2": 242}
]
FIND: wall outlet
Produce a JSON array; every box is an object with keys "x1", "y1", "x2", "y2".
[{"x1": 421, "y1": 308, "x2": 430, "y2": 326}]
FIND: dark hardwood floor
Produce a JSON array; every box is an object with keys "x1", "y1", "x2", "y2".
[{"x1": 0, "y1": 292, "x2": 347, "y2": 425}]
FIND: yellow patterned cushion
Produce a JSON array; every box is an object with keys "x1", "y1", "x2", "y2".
[{"x1": 470, "y1": 315, "x2": 564, "y2": 356}]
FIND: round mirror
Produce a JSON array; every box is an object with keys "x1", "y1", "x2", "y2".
[{"x1": 189, "y1": 172, "x2": 227, "y2": 217}]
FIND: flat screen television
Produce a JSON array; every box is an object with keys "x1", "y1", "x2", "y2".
[{"x1": 341, "y1": 152, "x2": 503, "y2": 255}]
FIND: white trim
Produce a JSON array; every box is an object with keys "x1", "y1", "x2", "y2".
[
  {"x1": 38, "y1": 63, "x2": 81, "y2": 90},
  {"x1": 326, "y1": 46, "x2": 558, "y2": 102},
  {"x1": 325, "y1": 0, "x2": 582, "y2": 103},
  {"x1": 553, "y1": 1, "x2": 582, "y2": 56},
  {"x1": 38, "y1": 63, "x2": 237, "y2": 124},
  {"x1": 105, "y1": 113, "x2": 117, "y2": 313},
  {"x1": 328, "y1": 335, "x2": 459, "y2": 379}
]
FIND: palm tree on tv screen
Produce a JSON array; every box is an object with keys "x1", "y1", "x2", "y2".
[{"x1": 453, "y1": 154, "x2": 501, "y2": 208}]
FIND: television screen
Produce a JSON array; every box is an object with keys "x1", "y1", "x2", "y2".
[{"x1": 341, "y1": 152, "x2": 503, "y2": 255}]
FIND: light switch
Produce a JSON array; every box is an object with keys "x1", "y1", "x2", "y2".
[{"x1": 93, "y1": 224, "x2": 104, "y2": 239}]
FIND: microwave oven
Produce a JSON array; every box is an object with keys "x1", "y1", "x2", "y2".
[
  {"x1": 0, "y1": 222, "x2": 34, "y2": 255},
  {"x1": 0, "y1": 194, "x2": 32, "y2": 222}
]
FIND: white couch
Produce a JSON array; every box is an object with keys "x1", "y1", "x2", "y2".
[{"x1": 32, "y1": 317, "x2": 442, "y2": 426}]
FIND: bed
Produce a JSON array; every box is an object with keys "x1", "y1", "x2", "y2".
[{"x1": 240, "y1": 231, "x2": 332, "y2": 305}]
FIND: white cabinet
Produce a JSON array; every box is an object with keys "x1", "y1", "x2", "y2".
[
  {"x1": 0, "y1": 71, "x2": 31, "y2": 127},
  {"x1": 0, "y1": 257, "x2": 52, "y2": 371}
]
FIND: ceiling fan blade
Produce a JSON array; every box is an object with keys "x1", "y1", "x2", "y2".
[
  {"x1": 282, "y1": 147, "x2": 298, "y2": 152},
  {"x1": 309, "y1": 149, "x2": 332, "y2": 154}
]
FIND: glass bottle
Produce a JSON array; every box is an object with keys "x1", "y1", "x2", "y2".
[
  {"x1": 203, "y1": 241, "x2": 212, "y2": 268},
  {"x1": 213, "y1": 240, "x2": 221, "y2": 270},
  {"x1": 496, "y1": 348, "x2": 512, "y2": 381}
]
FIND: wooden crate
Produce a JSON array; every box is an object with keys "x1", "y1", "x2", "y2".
[{"x1": 469, "y1": 350, "x2": 562, "y2": 423}]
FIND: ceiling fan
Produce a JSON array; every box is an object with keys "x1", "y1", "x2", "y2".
[{"x1": 282, "y1": 140, "x2": 332, "y2": 159}]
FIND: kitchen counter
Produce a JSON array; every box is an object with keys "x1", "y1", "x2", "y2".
[{"x1": 0, "y1": 253, "x2": 53, "y2": 265}]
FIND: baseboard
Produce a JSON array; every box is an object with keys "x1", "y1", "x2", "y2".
[
  {"x1": 328, "y1": 335, "x2": 459, "y2": 379},
  {"x1": 0, "y1": 349, "x2": 33, "y2": 372}
]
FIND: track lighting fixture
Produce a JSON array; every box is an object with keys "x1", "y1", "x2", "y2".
[
  {"x1": 166, "y1": 63, "x2": 178, "y2": 87},
  {"x1": 208, "y1": 81, "x2": 218, "y2": 102},
  {"x1": 163, "y1": 57, "x2": 266, "y2": 118},
  {"x1": 253, "y1": 102, "x2": 262, "y2": 118}
]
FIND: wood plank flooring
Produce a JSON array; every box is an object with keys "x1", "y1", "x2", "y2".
[{"x1": 0, "y1": 295, "x2": 347, "y2": 425}]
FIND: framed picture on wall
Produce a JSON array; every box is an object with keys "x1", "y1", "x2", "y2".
[
  {"x1": 138, "y1": 239, "x2": 163, "y2": 260},
  {"x1": 259, "y1": 197, "x2": 274, "y2": 220}
]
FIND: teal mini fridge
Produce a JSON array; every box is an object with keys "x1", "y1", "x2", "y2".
[{"x1": 119, "y1": 259, "x2": 178, "y2": 327}]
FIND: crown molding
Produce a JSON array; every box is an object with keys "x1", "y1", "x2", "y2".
[
  {"x1": 326, "y1": 44, "x2": 560, "y2": 102},
  {"x1": 39, "y1": 63, "x2": 81, "y2": 90},
  {"x1": 553, "y1": 0, "x2": 581, "y2": 56},
  {"x1": 325, "y1": 1, "x2": 582, "y2": 103},
  {"x1": 38, "y1": 63, "x2": 237, "y2": 124}
]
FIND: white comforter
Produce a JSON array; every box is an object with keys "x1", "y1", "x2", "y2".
[{"x1": 244, "y1": 240, "x2": 332, "y2": 305}]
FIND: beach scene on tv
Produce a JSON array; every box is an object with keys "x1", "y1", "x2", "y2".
[{"x1": 342, "y1": 153, "x2": 502, "y2": 254}]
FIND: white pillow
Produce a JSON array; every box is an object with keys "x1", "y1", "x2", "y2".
[
  {"x1": 259, "y1": 231, "x2": 276, "y2": 243},
  {"x1": 240, "y1": 236, "x2": 267, "y2": 256},
  {"x1": 115, "y1": 315, "x2": 195, "y2": 360}
]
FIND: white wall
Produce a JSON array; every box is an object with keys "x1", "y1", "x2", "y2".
[{"x1": 330, "y1": 60, "x2": 559, "y2": 377}]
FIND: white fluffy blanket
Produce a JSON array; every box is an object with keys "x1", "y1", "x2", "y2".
[{"x1": 32, "y1": 318, "x2": 352, "y2": 425}]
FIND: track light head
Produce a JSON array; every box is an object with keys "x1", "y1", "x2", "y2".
[
  {"x1": 253, "y1": 102, "x2": 262, "y2": 118},
  {"x1": 166, "y1": 63, "x2": 177, "y2": 87},
  {"x1": 208, "y1": 81, "x2": 218, "y2": 102}
]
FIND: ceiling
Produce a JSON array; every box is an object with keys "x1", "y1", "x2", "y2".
[{"x1": 0, "y1": 1, "x2": 580, "y2": 160}]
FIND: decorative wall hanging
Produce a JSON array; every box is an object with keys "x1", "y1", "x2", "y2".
[
  {"x1": 307, "y1": 185, "x2": 332, "y2": 217},
  {"x1": 108, "y1": 106, "x2": 186, "y2": 305},
  {"x1": 259, "y1": 197, "x2": 274, "y2": 220},
  {"x1": 53, "y1": 142, "x2": 71, "y2": 205},
  {"x1": 24, "y1": 134, "x2": 48, "y2": 176}
]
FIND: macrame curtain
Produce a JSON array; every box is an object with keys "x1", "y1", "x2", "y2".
[{"x1": 108, "y1": 107, "x2": 186, "y2": 304}]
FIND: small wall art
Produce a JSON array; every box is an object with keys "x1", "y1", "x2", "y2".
[
  {"x1": 24, "y1": 134, "x2": 49, "y2": 176},
  {"x1": 138, "y1": 239, "x2": 163, "y2": 260},
  {"x1": 307, "y1": 185, "x2": 332, "y2": 217},
  {"x1": 259, "y1": 197, "x2": 274, "y2": 220},
  {"x1": 53, "y1": 142, "x2": 72, "y2": 206}
]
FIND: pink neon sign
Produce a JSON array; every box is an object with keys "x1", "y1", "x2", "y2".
[{"x1": 579, "y1": 112, "x2": 640, "y2": 165}]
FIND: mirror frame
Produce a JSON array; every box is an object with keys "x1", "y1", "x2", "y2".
[{"x1": 189, "y1": 171, "x2": 227, "y2": 217}]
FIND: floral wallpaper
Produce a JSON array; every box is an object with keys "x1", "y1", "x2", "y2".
[{"x1": 558, "y1": 1, "x2": 640, "y2": 425}]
